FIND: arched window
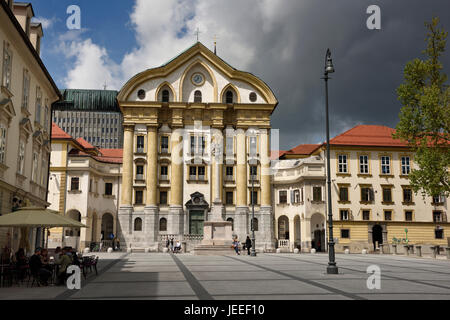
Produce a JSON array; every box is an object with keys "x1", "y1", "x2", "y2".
[
  {"x1": 251, "y1": 218, "x2": 258, "y2": 231},
  {"x1": 159, "y1": 218, "x2": 167, "y2": 231},
  {"x1": 227, "y1": 217, "x2": 234, "y2": 231},
  {"x1": 134, "y1": 217, "x2": 142, "y2": 231},
  {"x1": 162, "y1": 90, "x2": 170, "y2": 102},
  {"x1": 226, "y1": 90, "x2": 233, "y2": 104},
  {"x1": 194, "y1": 90, "x2": 202, "y2": 103}
]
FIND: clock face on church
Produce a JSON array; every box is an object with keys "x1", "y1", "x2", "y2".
[{"x1": 191, "y1": 73, "x2": 205, "y2": 86}]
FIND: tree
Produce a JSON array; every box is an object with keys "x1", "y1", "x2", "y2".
[{"x1": 394, "y1": 17, "x2": 450, "y2": 198}]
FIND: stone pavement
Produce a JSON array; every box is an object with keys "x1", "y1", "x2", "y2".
[{"x1": 1, "y1": 252, "x2": 450, "y2": 300}]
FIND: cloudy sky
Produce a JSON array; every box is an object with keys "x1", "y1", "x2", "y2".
[{"x1": 31, "y1": 0, "x2": 450, "y2": 150}]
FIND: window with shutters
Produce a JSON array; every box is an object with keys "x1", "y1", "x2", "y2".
[
  {"x1": 339, "y1": 186, "x2": 349, "y2": 202},
  {"x1": 360, "y1": 186, "x2": 374, "y2": 203}
]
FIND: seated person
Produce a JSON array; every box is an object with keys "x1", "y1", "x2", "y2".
[
  {"x1": 29, "y1": 248, "x2": 52, "y2": 286},
  {"x1": 70, "y1": 247, "x2": 80, "y2": 266},
  {"x1": 40, "y1": 248, "x2": 52, "y2": 272},
  {"x1": 53, "y1": 247, "x2": 62, "y2": 264},
  {"x1": 15, "y1": 248, "x2": 28, "y2": 280},
  {"x1": 174, "y1": 241, "x2": 182, "y2": 253},
  {"x1": 57, "y1": 247, "x2": 73, "y2": 285}
]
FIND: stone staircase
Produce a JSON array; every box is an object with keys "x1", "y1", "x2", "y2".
[{"x1": 192, "y1": 244, "x2": 235, "y2": 255}]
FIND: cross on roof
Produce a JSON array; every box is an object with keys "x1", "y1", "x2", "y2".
[{"x1": 195, "y1": 28, "x2": 201, "y2": 42}]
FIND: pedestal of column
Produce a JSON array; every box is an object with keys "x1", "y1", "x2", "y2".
[
  {"x1": 258, "y1": 205, "x2": 276, "y2": 251},
  {"x1": 168, "y1": 205, "x2": 184, "y2": 235},
  {"x1": 118, "y1": 205, "x2": 133, "y2": 249},
  {"x1": 144, "y1": 205, "x2": 159, "y2": 251}
]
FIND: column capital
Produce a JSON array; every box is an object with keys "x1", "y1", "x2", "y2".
[{"x1": 124, "y1": 124, "x2": 135, "y2": 132}]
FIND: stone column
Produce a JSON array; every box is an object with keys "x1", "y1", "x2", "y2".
[
  {"x1": 258, "y1": 129, "x2": 275, "y2": 251},
  {"x1": 120, "y1": 125, "x2": 134, "y2": 206},
  {"x1": 80, "y1": 215, "x2": 89, "y2": 250},
  {"x1": 301, "y1": 217, "x2": 312, "y2": 252},
  {"x1": 235, "y1": 128, "x2": 248, "y2": 240},
  {"x1": 288, "y1": 218, "x2": 295, "y2": 252},
  {"x1": 169, "y1": 129, "x2": 184, "y2": 235},
  {"x1": 144, "y1": 126, "x2": 159, "y2": 250},
  {"x1": 210, "y1": 131, "x2": 225, "y2": 221}
]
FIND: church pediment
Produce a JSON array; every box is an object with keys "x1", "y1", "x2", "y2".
[{"x1": 118, "y1": 42, "x2": 277, "y2": 106}]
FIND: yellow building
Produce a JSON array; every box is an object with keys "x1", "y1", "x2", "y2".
[
  {"x1": 117, "y1": 42, "x2": 278, "y2": 252},
  {"x1": 0, "y1": 0, "x2": 60, "y2": 251},
  {"x1": 325, "y1": 125, "x2": 449, "y2": 253}
]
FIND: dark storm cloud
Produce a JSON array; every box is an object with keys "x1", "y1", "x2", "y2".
[{"x1": 245, "y1": 0, "x2": 450, "y2": 150}]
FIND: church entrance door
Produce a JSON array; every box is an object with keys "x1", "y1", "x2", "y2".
[{"x1": 189, "y1": 210, "x2": 204, "y2": 235}]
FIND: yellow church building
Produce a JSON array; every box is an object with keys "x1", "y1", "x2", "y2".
[{"x1": 116, "y1": 42, "x2": 278, "y2": 252}]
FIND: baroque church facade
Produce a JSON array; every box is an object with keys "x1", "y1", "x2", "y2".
[{"x1": 116, "y1": 42, "x2": 278, "y2": 251}]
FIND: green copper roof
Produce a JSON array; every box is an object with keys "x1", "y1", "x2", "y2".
[{"x1": 53, "y1": 89, "x2": 120, "y2": 112}]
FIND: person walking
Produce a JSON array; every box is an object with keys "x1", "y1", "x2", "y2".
[
  {"x1": 232, "y1": 237, "x2": 240, "y2": 255},
  {"x1": 245, "y1": 236, "x2": 252, "y2": 255},
  {"x1": 170, "y1": 237, "x2": 174, "y2": 252}
]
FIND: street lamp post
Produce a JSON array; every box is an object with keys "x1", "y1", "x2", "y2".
[
  {"x1": 323, "y1": 48, "x2": 338, "y2": 274},
  {"x1": 250, "y1": 167, "x2": 256, "y2": 256}
]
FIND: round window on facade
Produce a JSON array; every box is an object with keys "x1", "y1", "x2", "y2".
[
  {"x1": 137, "y1": 89, "x2": 146, "y2": 100},
  {"x1": 249, "y1": 92, "x2": 257, "y2": 102}
]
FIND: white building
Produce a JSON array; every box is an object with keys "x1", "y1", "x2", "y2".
[{"x1": 47, "y1": 123, "x2": 122, "y2": 251}]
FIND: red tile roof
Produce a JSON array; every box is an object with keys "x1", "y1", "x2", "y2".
[
  {"x1": 52, "y1": 122, "x2": 72, "y2": 139},
  {"x1": 329, "y1": 125, "x2": 408, "y2": 147},
  {"x1": 96, "y1": 149, "x2": 123, "y2": 163},
  {"x1": 288, "y1": 144, "x2": 321, "y2": 155},
  {"x1": 76, "y1": 137, "x2": 95, "y2": 150}
]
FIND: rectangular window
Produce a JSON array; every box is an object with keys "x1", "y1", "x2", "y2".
[
  {"x1": 0, "y1": 123, "x2": 7, "y2": 164},
  {"x1": 22, "y1": 69, "x2": 30, "y2": 110},
  {"x1": 361, "y1": 187, "x2": 374, "y2": 202},
  {"x1": 71, "y1": 177, "x2": 79, "y2": 191},
  {"x1": 403, "y1": 188, "x2": 413, "y2": 203},
  {"x1": 435, "y1": 228, "x2": 444, "y2": 239},
  {"x1": 433, "y1": 211, "x2": 442, "y2": 223},
  {"x1": 339, "y1": 186, "x2": 348, "y2": 202},
  {"x1": 382, "y1": 187, "x2": 392, "y2": 202},
  {"x1": 160, "y1": 191, "x2": 167, "y2": 205},
  {"x1": 338, "y1": 154, "x2": 348, "y2": 173},
  {"x1": 250, "y1": 191, "x2": 258, "y2": 205},
  {"x1": 340, "y1": 209, "x2": 349, "y2": 221},
  {"x1": 381, "y1": 156, "x2": 390, "y2": 174},
  {"x1": 294, "y1": 189, "x2": 300, "y2": 203},
  {"x1": 341, "y1": 229, "x2": 350, "y2": 239},
  {"x1": 401, "y1": 156, "x2": 410, "y2": 175},
  {"x1": 250, "y1": 165, "x2": 257, "y2": 180},
  {"x1": 160, "y1": 165, "x2": 168, "y2": 179},
  {"x1": 198, "y1": 166, "x2": 205, "y2": 180},
  {"x1": 135, "y1": 190, "x2": 143, "y2": 204},
  {"x1": 189, "y1": 166, "x2": 197, "y2": 180},
  {"x1": 226, "y1": 166, "x2": 233, "y2": 180},
  {"x1": 32, "y1": 152, "x2": 39, "y2": 182},
  {"x1": 313, "y1": 187, "x2": 322, "y2": 202},
  {"x1": 18, "y1": 140, "x2": 25, "y2": 174},
  {"x1": 2, "y1": 42, "x2": 12, "y2": 89},
  {"x1": 384, "y1": 210, "x2": 392, "y2": 221},
  {"x1": 161, "y1": 136, "x2": 169, "y2": 153},
  {"x1": 405, "y1": 211, "x2": 413, "y2": 221},
  {"x1": 136, "y1": 136, "x2": 144, "y2": 152},
  {"x1": 190, "y1": 136, "x2": 196, "y2": 153},
  {"x1": 432, "y1": 194, "x2": 445, "y2": 204},
  {"x1": 279, "y1": 190, "x2": 287, "y2": 204},
  {"x1": 362, "y1": 210, "x2": 370, "y2": 221},
  {"x1": 44, "y1": 104, "x2": 49, "y2": 129},
  {"x1": 359, "y1": 155, "x2": 369, "y2": 174},
  {"x1": 226, "y1": 191, "x2": 234, "y2": 205},
  {"x1": 35, "y1": 87, "x2": 42, "y2": 124},
  {"x1": 105, "y1": 183, "x2": 113, "y2": 195}
]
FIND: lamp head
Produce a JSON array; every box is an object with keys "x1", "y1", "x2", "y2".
[{"x1": 325, "y1": 48, "x2": 335, "y2": 74}]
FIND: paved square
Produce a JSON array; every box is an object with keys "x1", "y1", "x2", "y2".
[{"x1": 1, "y1": 252, "x2": 450, "y2": 300}]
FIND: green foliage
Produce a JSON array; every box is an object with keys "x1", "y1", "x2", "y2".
[{"x1": 394, "y1": 17, "x2": 450, "y2": 198}]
